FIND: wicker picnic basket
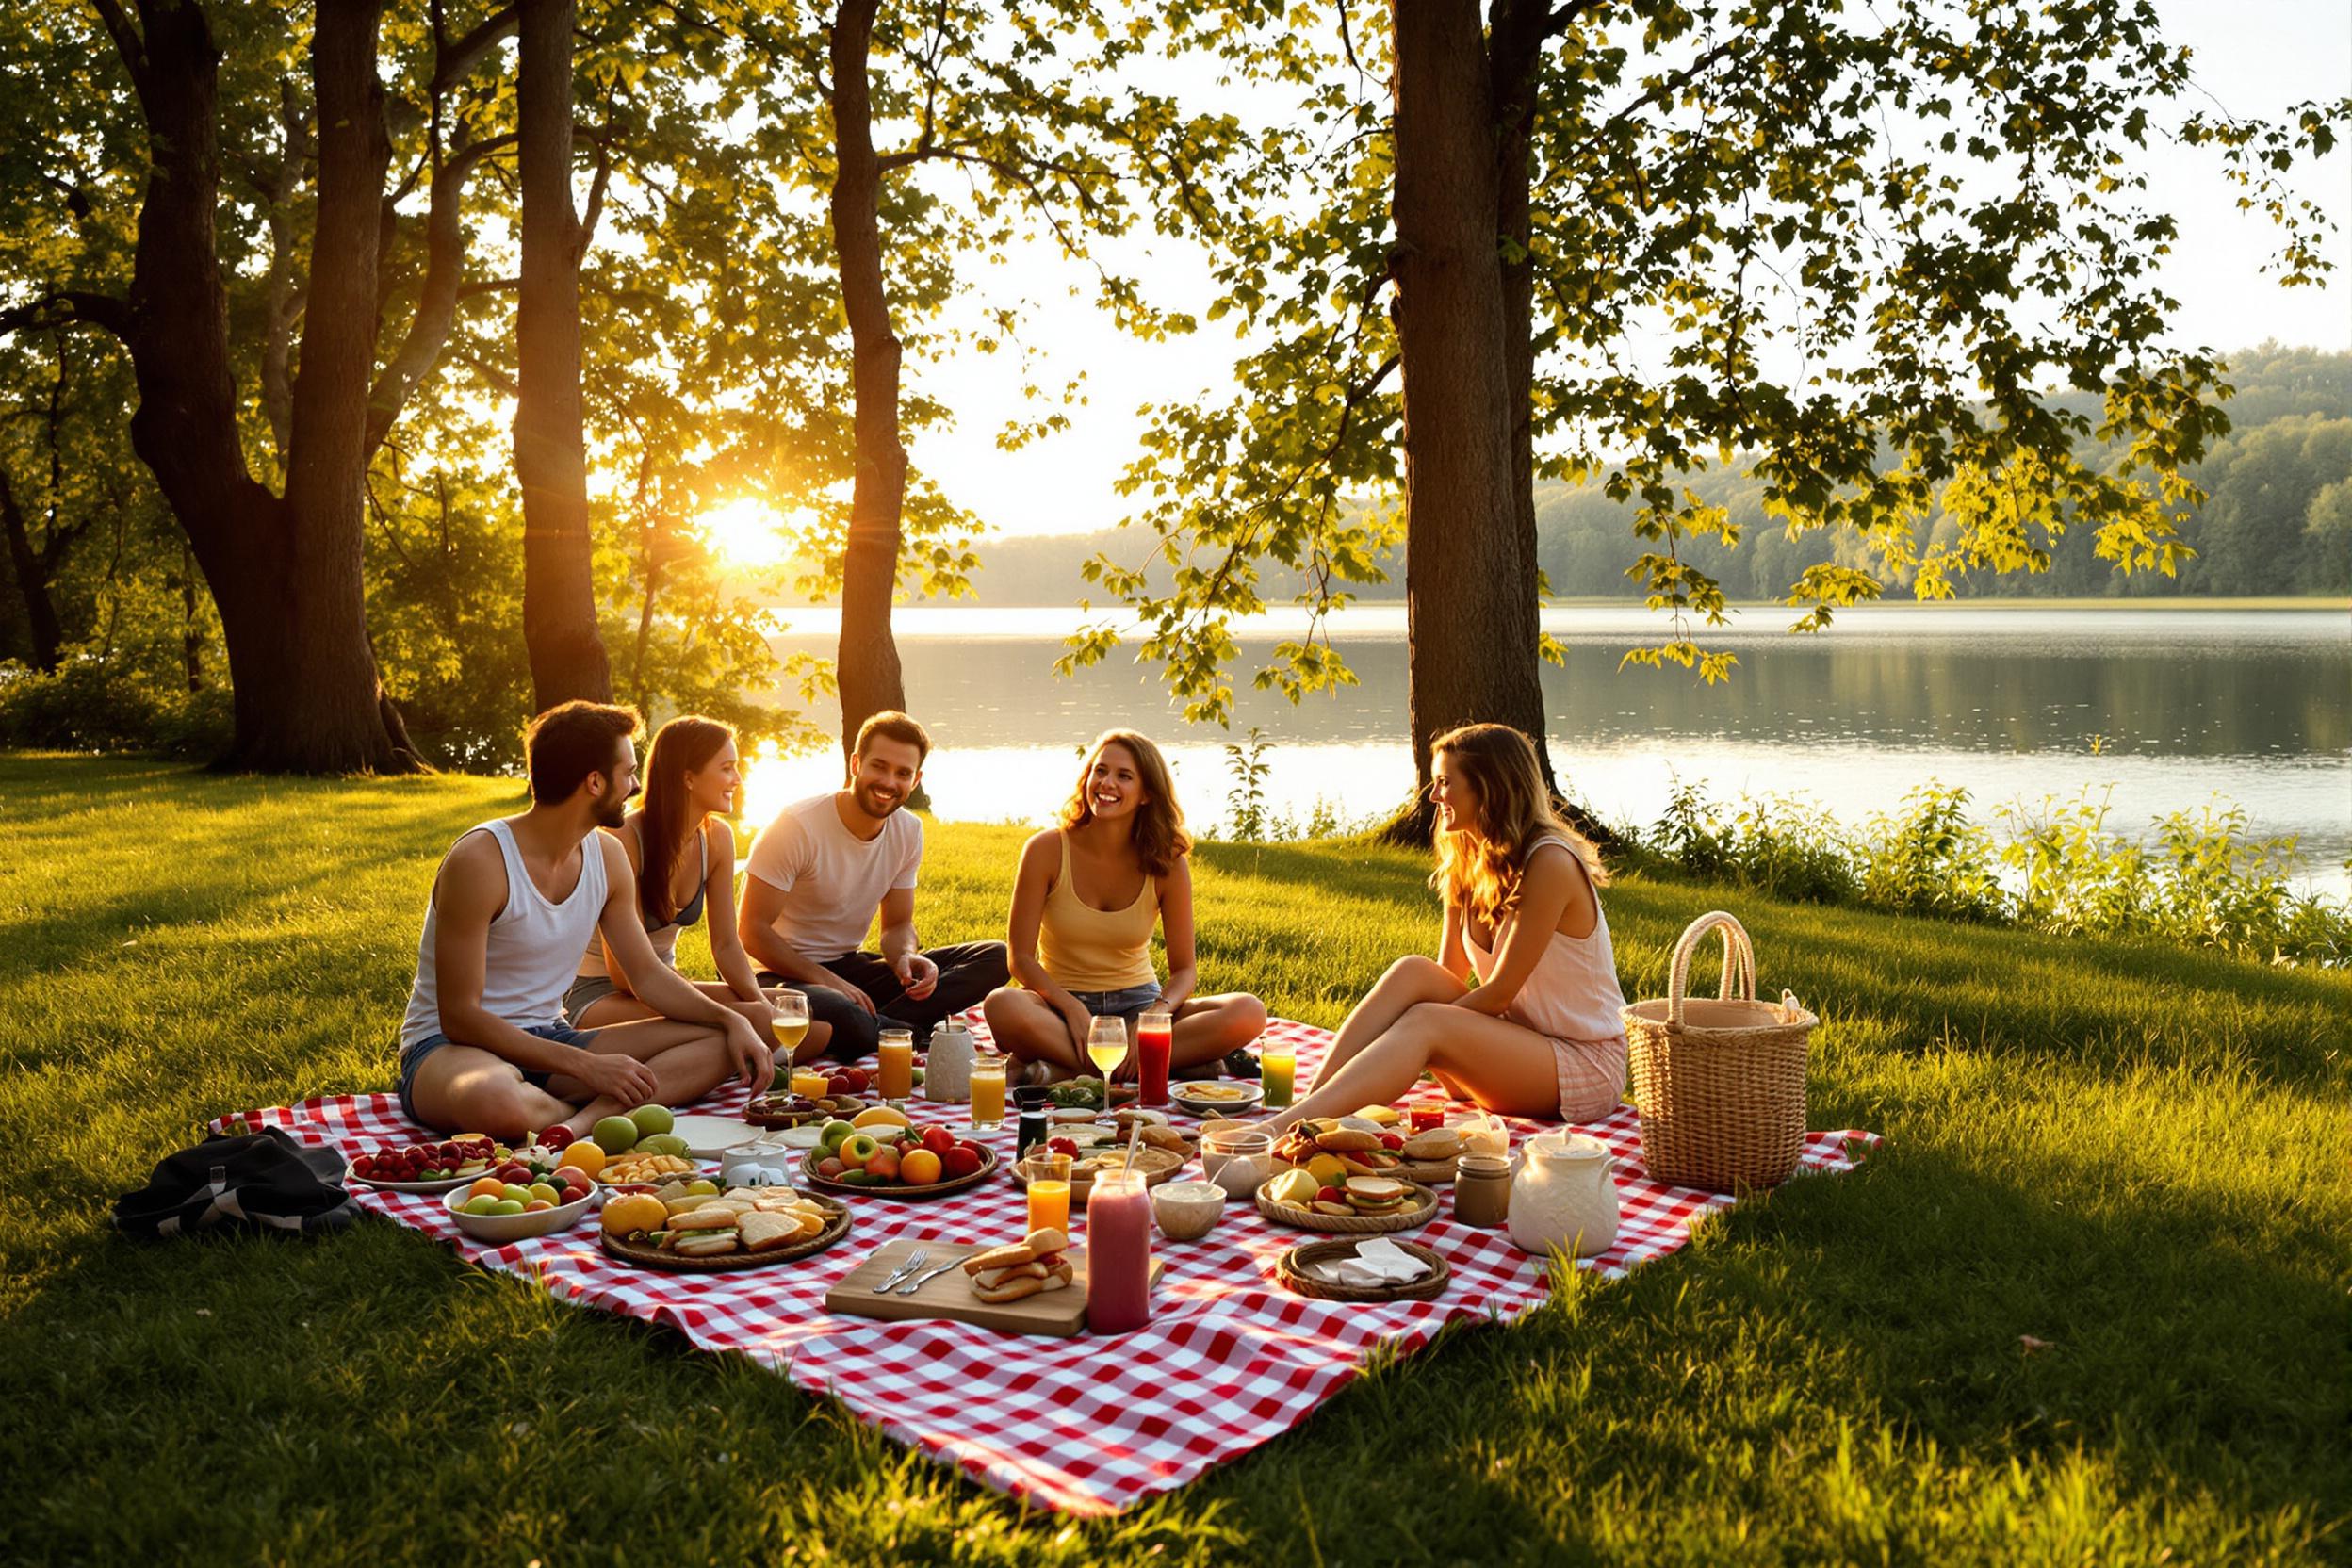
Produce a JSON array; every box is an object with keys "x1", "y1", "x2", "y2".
[{"x1": 1621, "y1": 911, "x2": 1817, "y2": 1193}]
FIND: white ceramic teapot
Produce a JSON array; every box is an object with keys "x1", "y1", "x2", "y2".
[
  {"x1": 1506, "y1": 1131, "x2": 1620, "y2": 1259},
  {"x1": 924, "y1": 1021, "x2": 975, "y2": 1103}
]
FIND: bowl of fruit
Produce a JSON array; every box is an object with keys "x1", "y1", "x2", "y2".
[
  {"x1": 800, "y1": 1108, "x2": 995, "y2": 1199},
  {"x1": 445, "y1": 1145, "x2": 601, "y2": 1241}
]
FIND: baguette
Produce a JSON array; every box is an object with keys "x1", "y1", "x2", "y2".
[
  {"x1": 970, "y1": 1258, "x2": 1074, "y2": 1303},
  {"x1": 960, "y1": 1227, "x2": 1069, "y2": 1275},
  {"x1": 1314, "y1": 1129, "x2": 1381, "y2": 1153}
]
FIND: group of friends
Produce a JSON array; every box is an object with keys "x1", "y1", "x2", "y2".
[{"x1": 396, "y1": 703, "x2": 1629, "y2": 1144}]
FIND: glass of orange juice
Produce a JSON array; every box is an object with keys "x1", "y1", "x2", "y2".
[
  {"x1": 1021, "y1": 1151, "x2": 1072, "y2": 1232},
  {"x1": 791, "y1": 1066, "x2": 830, "y2": 1101},
  {"x1": 877, "y1": 1027, "x2": 914, "y2": 1102},
  {"x1": 968, "y1": 1054, "x2": 1006, "y2": 1128}
]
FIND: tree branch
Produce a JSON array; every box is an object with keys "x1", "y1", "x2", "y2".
[
  {"x1": 0, "y1": 292, "x2": 131, "y2": 342},
  {"x1": 88, "y1": 0, "x2": 146, "y2": 89},
  {"x1": 432, "y1": 2, "x2": 520, "y2": 93}
]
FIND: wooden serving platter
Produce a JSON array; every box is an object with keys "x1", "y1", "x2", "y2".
[
  {"x1": 597, "y1": 1194, "x2": 852, "y2": 1271},
  {"x1": 799, "y1": 1143, "x2": 999, "y2": 1200},
  {"x1": 825, "y1": 1237, "x2": 1164, "y2": 1337}
]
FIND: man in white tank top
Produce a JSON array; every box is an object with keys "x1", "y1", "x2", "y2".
[{"x1": 397, "y1": 702, "x2": 775, "y2": 1139}]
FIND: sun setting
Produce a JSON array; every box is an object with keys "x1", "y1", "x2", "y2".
[{"x1": 695, "y1": 497, "x2": 796, "y2": 574}]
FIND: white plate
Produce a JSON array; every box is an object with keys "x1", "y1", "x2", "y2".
[
  {"x1": 764, "y1": 1125, "x2": 825, "y2": 1151},
  {"x1": 1171, "y1": 1081, "x2": 1264, "y2": 1115},
  {"x1": 666, "y1": 1114, "x2": 764, "y2": 1157}
]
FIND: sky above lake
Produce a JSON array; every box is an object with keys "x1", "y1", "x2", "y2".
[{"x1": 899, "y1": 1, "x2": 2352, "y2": 543}]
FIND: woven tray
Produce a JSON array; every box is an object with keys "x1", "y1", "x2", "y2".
[
  {"x1": 1256, "y1": 1180, "x2": 1440, "y2": 1234},
  {"x1": 799, "y1": 1143, "x2": 999, "y2": 1200},
  {"x1": 1276, "y1": 1237, "x2": 1452, "y2": 1302},
  {"x1": 597, "y1": 1193, "x2": 852, "y2": 1271}
]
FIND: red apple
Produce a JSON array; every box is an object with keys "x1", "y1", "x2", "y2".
[
  {"x1": 842, "y1": 1068, "x2": 870, "y2": 1093},
  {"x1": 941, "y1": 1147, "x2": 981, "y2": 1180},
  {"x1": 539, "y1": 1125, "x2": 576, "y2": 1151},
  {"x1": 816, "y1": 1156, "x2": 845, "y2": 1180},
  {"x1": 921, "y1": 1126, "x2": 955, "y2": 1156}
]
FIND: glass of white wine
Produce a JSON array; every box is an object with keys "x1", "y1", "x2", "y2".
[
  {"x1": 767, "y1": 989, "x2": 810, "y2": 1063},
  {"x1": 1086, "y1": 1015, "x2": 1130, "y2": 1101}
]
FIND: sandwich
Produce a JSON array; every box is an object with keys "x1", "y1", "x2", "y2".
[
  {"x1": 666, "y1": 1205, "x2": 743, "y2": 1257},
  {"x1": 962, "y1": 1227, "x2": 1074, "y2": 1303},
  {"x1": 1343, "y1": 1176, "x2": 1412, "y2": 1216}
]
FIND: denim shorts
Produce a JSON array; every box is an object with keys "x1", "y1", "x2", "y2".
[
  {"x1": 397, "y1": 1021, "x2": 599, "y2": 1124},
  {"x1": 1067, "y1": 982, "x2": 1163, "y2": 1022}
]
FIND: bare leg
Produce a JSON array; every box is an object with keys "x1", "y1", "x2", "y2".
[
  {"x1": 1259, "y1": 1003, "x2": 1560, "y2": 1134},
  {"x1": 541, "y1": 1017, "x2": 741, "y2": 1136},
  {"x1": 406, "y1": 1046, "x2": 574, "y2": 1140},
  {"x1": 1314, "y1": 957, "x2": 1467, "y2": 1089},
  {"x1": 982, "y1": 987, "x2": 1086, "y2": 1075},
  {"x1": 574, "y1": 985, "x2": 831, "y2": 1061},
  {"x1": 1169, "y1": 992, "x2": 1267, "y2": 1070}
]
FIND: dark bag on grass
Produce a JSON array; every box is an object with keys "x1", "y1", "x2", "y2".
[{"x1": 113, "y1": 1127, "x2": 358, "y2": 1240}]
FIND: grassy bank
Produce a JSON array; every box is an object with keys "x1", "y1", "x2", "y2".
[{"x1": 2, "y1": 754, "x2": 2344, "y2": 1565}]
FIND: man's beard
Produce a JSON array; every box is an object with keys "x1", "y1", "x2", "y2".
[
  {"x1": 593, "y1": 786, "x2": 629, "y2": 829},
  {"x1": 853, "y1": 780, "x2": 903, "y2": 820}
]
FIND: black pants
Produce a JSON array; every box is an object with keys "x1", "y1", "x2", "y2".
[{"x1": 759, "y1": 940, "x2": 1008, "y2": 1061}]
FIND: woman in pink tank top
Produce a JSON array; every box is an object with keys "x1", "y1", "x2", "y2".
[{"x1": 1266, "y1": 724, "x2": 1627, "y2": 1130}]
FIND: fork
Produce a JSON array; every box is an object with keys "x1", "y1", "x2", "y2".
[
  {"x1": 872, "y1": 1248, "x2": 927, "y2": 1293},
  {"x1": 894, "y1": 1258, "x2": 964, "y2": 1296}
]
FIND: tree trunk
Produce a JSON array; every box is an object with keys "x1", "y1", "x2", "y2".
[
  {"x1": 827, "y1": 0, "x2": 914, "y2": 785},
  {"x1": 1381, "y1": 0, "x2": 1552, "y2": 844},
  {"x1": 110, "y1": 0, "x2": 419, "y2": 772},
  {"x1": 514, "y1": 0, "x2": 612, "y2": 712},
  {"x1": 0, "y1": 469, "x2": 64, "y2": 670},
  {"x1": 179, "y1": 535, "x2": 203, "y2": 692}
]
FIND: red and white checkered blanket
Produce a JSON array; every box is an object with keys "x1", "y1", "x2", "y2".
[{"x1": 217, "y1": 1017, "x2": 1876, "y2": 1515}]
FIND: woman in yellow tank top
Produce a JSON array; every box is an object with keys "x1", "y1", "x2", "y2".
[{"x1": 983, "y1": 730, "x2": 1266, "y2": 1079}]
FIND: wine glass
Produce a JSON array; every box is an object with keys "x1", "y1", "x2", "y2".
[
  {"x1": 1086, "y1": 1016, "x2": 1130, "y2": 1104},
  {"x1": 768, "y1": 990, "x2": 809, "y2": 1066}
]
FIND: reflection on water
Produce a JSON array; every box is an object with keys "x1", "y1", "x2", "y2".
[{"x1": 742, "y1": 606, "x2": 2351, "y2": 893}]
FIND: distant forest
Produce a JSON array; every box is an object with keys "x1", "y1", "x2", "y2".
[{"x1": 939, "y1": 344, "x2": 2351, "y2": 607}]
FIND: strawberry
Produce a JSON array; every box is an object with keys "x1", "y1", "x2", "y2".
[{"x1": 1379, "y1": 1133, "x2": 1404, "y2": 1150}]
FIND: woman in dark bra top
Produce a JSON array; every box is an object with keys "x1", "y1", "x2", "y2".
[{"x1": 564, "y1": 717, "x2": 827, "y2": 1060}]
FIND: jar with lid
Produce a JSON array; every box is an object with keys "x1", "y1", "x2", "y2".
[
  {"x1": 1506, "y1": 1131, "x2": 1620, "y2": 1258},
  {"x1": 1013, "y1": 1083, "x2": 1054, "y2": 1161},
  {"x1": 1453, "y1": 1152, "x2": 1512, "y2": 1227}
]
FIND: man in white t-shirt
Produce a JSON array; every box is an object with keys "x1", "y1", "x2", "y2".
[{"x1": 738, "y1": 710, "x2": 1008, "y2": 1059}]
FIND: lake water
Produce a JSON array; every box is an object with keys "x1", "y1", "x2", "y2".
[{"x1": 743, "y1": 604, "x2": 2352, "y2": 897}]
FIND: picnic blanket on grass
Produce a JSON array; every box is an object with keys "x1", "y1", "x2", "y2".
[{"x1": 214, "y1": 1016, "x2": 1877, "y2": 1515}]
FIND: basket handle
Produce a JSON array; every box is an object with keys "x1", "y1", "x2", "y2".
[{"x1": 1666, "y1": 911, "x2": 1757, "y2": 1025}]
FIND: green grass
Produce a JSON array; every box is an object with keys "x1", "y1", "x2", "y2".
[{"x1": 3, "y1": 754, "x2": 2345, "y2": 1566}]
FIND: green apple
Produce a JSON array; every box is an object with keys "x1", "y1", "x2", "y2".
[
  {"x1": 839, "y1": 1132, "x2": 880, "y2": 1168},
  {"x1": 501, "y1": 1184, "x2": 534, "y2": 1203},
  {"x1": 463, "y1": 1194, "x2": 500, "y2": 1216},
  {"x1": 591, "y1": 1114, "x2": 641, "y2": 1154},
  {"x1": 628, "y1": 1103, "x2": 676, "y2": 1136},
  {"x1": 819, "y1": 1119, "x2": 858, "y2": 1152},
  {"x1": 636, "y1": 1133, "x2": 689, "y2": 1157},
  {"x1": 489, "y1": 1199, "x2": 527, "y2": 1216}
]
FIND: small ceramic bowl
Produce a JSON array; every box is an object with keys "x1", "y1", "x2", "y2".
[
  {"x1": 445, "y1": 1184, "x2": 596, "y2": 1243},
  {"x1": 1151, "y1": 1180, "x2": 1226, "y2": 1241}
]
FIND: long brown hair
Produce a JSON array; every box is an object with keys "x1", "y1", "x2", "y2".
[
  {"x1": 636, "y1": 716, "x2": 734, "y2": 926},
  {"x1": 1059, "y1": 729, "x2": 1192, "y2": 876},
  {"x1": 1429, "y1": 723, "x2": 1608, "y2": 931}
]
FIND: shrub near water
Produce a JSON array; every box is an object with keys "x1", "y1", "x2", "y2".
[{"x1": 1648, "y1": 779, "x2": 2351, "y2": 966}]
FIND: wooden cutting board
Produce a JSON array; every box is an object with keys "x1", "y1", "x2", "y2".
[{"x1": 825, "y1": 1236, "x2": 1164, "y2": 1337}]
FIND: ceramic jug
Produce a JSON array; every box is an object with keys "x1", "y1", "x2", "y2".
[
  {"x1": 924, "y1": 1021, "x2": 975, "y2": 1103},
  {"x1": 1506, "y1": 1131, "x2": 1620, "y2": 1259}
]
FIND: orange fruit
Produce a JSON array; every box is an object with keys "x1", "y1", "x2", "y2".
[
  {"x1": 466, "y1": 1176, "x2": 506, "y2": 1201},
  {"x1": 558, "y1": 1140, "x2": 605, "y2": 1178},
  {"x1": 601, "y1": 1192, "x2": 667, "y2": 1236},
  {"x1": 899, "y1": 1149, "x2": 942, "y2": 1186}
]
